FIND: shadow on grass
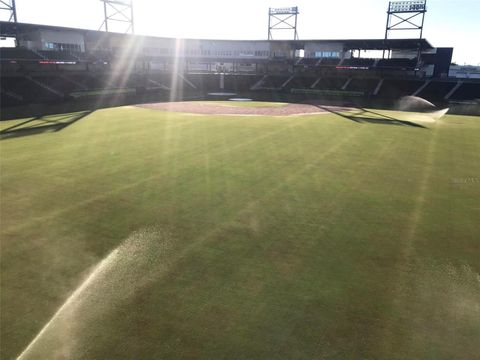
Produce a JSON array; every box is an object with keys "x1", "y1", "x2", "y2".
[
  {"x1": 0, "y1": 110, "x2": 93, "y2": 140},
  {"x1": 315, "y1": 105, "x2": 427, "y2": 129}
]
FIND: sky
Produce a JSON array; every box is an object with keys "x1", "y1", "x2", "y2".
[{"x1": 2, "y1": 0, "x2": 479, "y2": 65}]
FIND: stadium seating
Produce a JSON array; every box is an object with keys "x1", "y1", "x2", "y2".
[
  {"x1": 0, "y1": 45, "x2": 476, "y2": 109},
  {"x1": 377, "y1": 79, "x2": 424, "y2": 98},
  {"x1": 186, "y1": 73, "x2": 220, "y2": 91},
  {"x1": 61, "y1": 73, "x2": 111, "y2": 89},
  {"x1": 318, "y1": 58, "x2": 340, "y2": 67},
  {"x1": 88, "y1": 50, "x2": 113, "y2": 62},
  {"x1": 38, "y1": 51, "x2": 79, "y2": 61},
  {"x1": 252, "y1": 75, "x2": 291, "y2": 89},
  {"x1": 417, "y1": 81, "x2": 456, "y2": 102},
  {"x1": 296, "y1": 58, "x2": 319, "y2": 66},
  {"x1": 346, "y1": 78, "x2": 380, "y2": 94},
  {"x1": 449, "y1": 82, "x2": 480, "y2": 101},
  {"x1": 1, "y1": 76, "x2": 62, "y2": 102},
  {"x1": 376, "y1": 58, "x2": 417, "y2": 69},
  {"x1": 0, "y1": 47, "x2": 42, "y2": 60},
  {"x1": 30, "y1": 76, "x2": 84, "y2": 94},
  {"x1": 312, "y1": 77, "x2": 348, "y2": 90},
  {"x1": 223, "y1": 75, "x2": 263, "y2": 92},
  {"x1": 283, "y1": 76, "x2": 316, "y2": 89},
  {"x1": 341, "y1": 58, "x2": 375, "y2": 68},
  {"x1": 0, "y1": 89, "x2": 24, "y2": 107}
]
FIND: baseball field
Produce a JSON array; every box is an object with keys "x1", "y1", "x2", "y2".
[{"x1": 1, "y1": 101, "x2": 479, "y2": 359}]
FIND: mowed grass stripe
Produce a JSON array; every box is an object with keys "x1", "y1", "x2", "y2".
[
  {"x1": 3, "y1": 108, "x2": 361, "y2": 358},
  {"x1": 1, "y1": 110, "x2": 328, "y2": 234}
]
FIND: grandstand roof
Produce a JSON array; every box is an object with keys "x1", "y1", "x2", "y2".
[
  {"x1": 324, "y1": 38, "x2": 433, "y2": 50},
  {"x1": 0, "y1": 21, "x2": 433, "y2": 50}
]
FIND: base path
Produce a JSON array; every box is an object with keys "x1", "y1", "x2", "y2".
[{"x1": 138, "y1": 101, "x2": 353, "y2": 116}]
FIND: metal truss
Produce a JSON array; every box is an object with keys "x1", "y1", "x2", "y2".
[
  {"x1": 99, "y1": 0, "x2": 134, "y2": 34},
  {"x1": 383, "y1": 1, "x2": 427, "y2": 63},
  {"x1": 0, "y1": 0, "x2": 17, "y2": 22},
  {"x1": 268, "y1": 7, "x2": 299, "y2": 40}
]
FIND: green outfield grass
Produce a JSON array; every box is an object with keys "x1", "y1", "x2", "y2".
[{"x1": 1, "y1": 104, "x2": 479, "y2": 360}]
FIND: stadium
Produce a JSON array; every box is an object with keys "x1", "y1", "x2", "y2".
[{"x1": 1, "y1": 0, "x2": 479, "y2": 359}]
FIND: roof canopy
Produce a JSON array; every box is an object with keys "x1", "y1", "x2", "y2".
[{"x1": 0, "y1": 21, "x2": 433, "y2": 50}]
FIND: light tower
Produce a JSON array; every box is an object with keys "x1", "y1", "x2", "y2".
[
  {"x1": 383, "y1": 0, "x2": 427, "y2": 62},
  {"x1": 99, "y1": 0, "x2": 134, "y2": 34},
  {"x1": 0, "y1": 0, "x2": 17, "y2": 22},
  {"x1": 268, "y1": 7, "x2": 299, "y2": 40}
]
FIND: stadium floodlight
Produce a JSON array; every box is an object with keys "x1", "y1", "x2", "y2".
[
  {"x1": 0, "y1": 0, "x2": 17, "y2": 22},
  {"x1": 99, "y1": 0, "x2": 134, "y2": 34},
  {"x1": 384, "y1": 0, "x2": 427, "y2": 40},
  {"x1": 383, "y1": 0, "x2": 427, "y2": 66},
  {"x1": 389, "y1": 1, "x2": 426, "y2": 13},
  {"x1": 269, "y1": 7, "x2": 299, "y2": 15},
  {"x1": 268, "y1": 6, "x2": 299, "y2": 40}
]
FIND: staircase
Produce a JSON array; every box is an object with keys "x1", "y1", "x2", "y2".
[
  {"x1": 60, "y1": 74, "x2": 87, "y2": 90},
  {"x1": 69, "y1": 52, "x2": 81, "y2": 61},
  {"x1": 311, "y1": 77, "x2": 321, "y2": 89},
  {"x1": 179, "y1": 74, "x2": 197, "y2": 89},
  {"x1": 251, "y1": 75, "x2": 268, "y2": 90},
  {"x1": 412, "y1": 79, "x2": 432, "y2": 96},
  {"x1": 281, "y1": 75, "x2": 295, "y2": 88},
  {"x1": 373, "y1": 78, "x2": 384, "y2": 96},
  {"x1": 24, "y1": 75, "x2": 64, "y2": 97},
  {"x1": 0, "y1": 88, "x2": 23, "y2": 101},
  {"x1": 444, "y1": 80, "x2": 463, "y2": 100},
  {"x1": 147, "y1": 78, "x2": 170, "y2": 90},
  {"x1": 341, "y1": 78, "x2": 352, "y2": 91},
  {"x1": 30, "y1": 48, "x2": 46, "y2": 59}
]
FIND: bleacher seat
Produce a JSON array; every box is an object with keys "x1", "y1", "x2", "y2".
[
  {"x1": 297, "y1": 58, "x2": 319, "y2": 67},
  {"x1": 377, "y1": 79, "x2": 423, "y2": 98},
  {"x1": 31, "y1": 76, "x2": 84, "y2": 94},
  {"x1": 224, "y1": 75, "x2": 264, "y2": 91},
  {"x1": 318, "y1": 58, "x2": 340, "y2": 67},
  {"x1": 38, "y1": 51, "x2": 78, "y2": 61},
  {"x1": 376, "y1": 58, "x2": 417, "y2": 69},
  {"x1": 0, "y1": 47, "x2": 42, "y2": 60},
  {"x1": 347, "y1": 78, "x2": 380, "y2": 94},
  {"x1": 449, "y1": 82, "x2": 480, "y2": 101},
  {"x1": 418, "y1": 81, "x2": 456, "y2": 102},
  {"x1": 312, "y1": 77, "x2": 347, "y2": 90},
  {"x1": 284, "y1": 76, "x2": 316, "y2": 89},
  {"x1": 341, "y1": 58, "x2": 375, "y2": 68},
  {"x1": 1, "y1": 76, "x2": 61, "y2": 102},
  {"x1": 261, "y1": 75, "x2": 291, "y2": 88}
]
